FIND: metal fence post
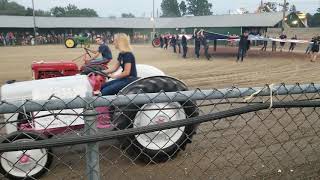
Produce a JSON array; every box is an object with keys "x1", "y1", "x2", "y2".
[{"x1": 84, "y1": 107, "x2": 100, "y2": 180}]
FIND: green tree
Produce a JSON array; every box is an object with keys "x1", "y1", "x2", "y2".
[
  {"x1": 0, "y1": 0, "x2": 26, "y2": 15},
  {"x1": 50, "y1": 6, "x2": 66, "y2": 17},
  {"x1": 179, "y1": 1, "x2": 187, "y2": 16},
  {"x1": 186, "y1": 0, "x2": 212, "y2": 16},
  {"x1": 161, "y1": 0, "x2": 181, "y2": 17},
  {"x1": 311, "y1": 13, "x2": 320, "y2": 27},
  {"x1": 50, "y1": 4, "x2": 98, "y2": 17},
  {"x1": 121, "y1": 13, "x2": 135, "y2": 18}
]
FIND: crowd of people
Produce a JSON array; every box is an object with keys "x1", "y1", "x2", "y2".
[
  {"x1": 0, "y1": 31, "x2": 149, "y2": 46},
  {"x1": 156, "y1": 29, "x2": 320, "y2": 63}
]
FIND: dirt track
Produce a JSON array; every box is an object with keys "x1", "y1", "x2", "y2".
[
  {"x1": 0, "y1": 44, "x2": 320, "y2": 180},
  {"x1": 0, "y1": 44, "x2": 319, "y2": 88}
]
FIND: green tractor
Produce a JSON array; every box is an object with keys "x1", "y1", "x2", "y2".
[{"x1": 65, "y1": 35, "x2": 91, "y2": 48}]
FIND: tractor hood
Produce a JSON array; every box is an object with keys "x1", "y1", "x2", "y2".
[{"x1": 1, "y1": 75, "x2": 93, "y2": 102}]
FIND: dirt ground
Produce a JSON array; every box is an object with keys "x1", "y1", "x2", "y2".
[
  {"x1": 1, "y1": 44, "x2": 320, "y2": 180},
  {"x1": 0, "y1": 44, "x2": 319, "y2": 88}
]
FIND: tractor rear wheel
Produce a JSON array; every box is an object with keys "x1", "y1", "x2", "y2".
[{"x1": 113, "y1": 76, "x2": 199, "y2": 163}]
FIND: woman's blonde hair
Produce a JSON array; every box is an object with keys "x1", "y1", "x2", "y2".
[{"x1": 114, "y1": 33, "x2": 132, "y2": 52}]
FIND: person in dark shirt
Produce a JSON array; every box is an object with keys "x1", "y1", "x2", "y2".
[
  {"x1": 176, "y1": 35, "x2": 181, "y2": 54},
  {"x1": 289, "y1": 35, "x2": 297, "y2": 52},
  {"x1": 101, "y1": 33, "x2": 138, "y2": 95},
  {"x1": 236, "y1": 31, "x2": 249, "y2": 62},
  {"x1": 160, "y1": 35, "x2": 164, "y2": 48},
  {"x1": 193, "y1": 29, "x2": 201, "y2": 59},
  {"x1": 279, "y1": 33, "x2": 287, "y2": 52},
  {"x1": 164, "y1": 36, "x2": 169, "y2": 49},
  {"x1": 181, "y1": 33, "x2": 188, "y2": 58},
  {"x1": 85, "y1": 36, "x2": 113, "y2": 65},
  {"x1": 261, "y1": 37, "x2": 268, "y2": 52},
  {"x1": 199, "y1": 30, "x2": 211, "y2": 60},
  {"x1": 272, "y1": 37, "x2": 277, "y2": 52},
  {"x1": 310, "y1": 37, "x2": 319, "y2": 62},
  {"x1": 171, "y1": 35, "x2": 177, "y2": 53}
]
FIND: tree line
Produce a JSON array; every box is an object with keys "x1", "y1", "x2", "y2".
[
  {"x1": 0, "y1": 0, "x2": 98, "y2": 17},
  {"x1": 161, "y1": 0, "x2": 212, "y2": 17}
]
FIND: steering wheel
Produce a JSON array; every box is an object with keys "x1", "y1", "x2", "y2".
[{"x1": 84, "y1": 66, "x2": 109, "y2": 77}]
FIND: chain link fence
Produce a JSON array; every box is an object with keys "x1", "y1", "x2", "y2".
[{"x1": 1, "y1": 83, "x2": 320, "y2": 180}]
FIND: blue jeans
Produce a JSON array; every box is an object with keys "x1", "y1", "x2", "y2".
[
  {"x1": 237, "y1": 48, "x2": 247, "y2": 62},
  {"x1": 101, "y1": 77, "x2": 138, "y2": 96}
]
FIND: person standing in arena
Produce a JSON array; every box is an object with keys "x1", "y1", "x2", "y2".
[
  {"x1": 176, "y1": 34, "x2": 181, "y2": 54},
  {"x1": 160, "y1": 35, "x2": 164, "y2": 48},
  {"x1": 200, "y1": 30, "x2": 211, "y2": 60},
  {"x1": 164, "y1": 35, "x2": 169, "y2": 49},
  {"x1": 193, "y1": 29, "x2": 201, "y2": 59},
  {"x1": 272, "y1": 37, "x2": 277, "y2": 52},
  {"x1": 288, "y1": 35, "x2": 297, "y2": 52},
  {"x1": 261, "y1": 37, "x2": 268, "y2": 51},
  {"x1": 171, "y1": 35, "x2": 177, "y2": 53},
  {"x1": 236, "y1": 31, "x2": 249, "y2": 62},
  {"x1": 279, "y1": 33, "x2": 287, "y2": 52},
  {"x1": 310, "y1": 37, "x2": 319, "y2": 62},
  {"x1": 181, "y1": 33, "x2": 188, "y2": 59}
]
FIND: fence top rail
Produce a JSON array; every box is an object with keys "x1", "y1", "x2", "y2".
[{"x1": 0, "y1": 83, "x2": 318, "y2": 114}]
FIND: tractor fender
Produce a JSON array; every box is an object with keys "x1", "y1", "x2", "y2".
[{"x1": 119, "y1": 75, "x2": 190, "y2": 94}]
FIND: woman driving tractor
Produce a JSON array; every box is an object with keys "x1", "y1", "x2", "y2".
[{"x1": 101, "y1": 33, "x2": 138, "y2": 95}]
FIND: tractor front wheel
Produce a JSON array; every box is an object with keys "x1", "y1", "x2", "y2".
[{"x1": 0, "y1": 132, "x2": 53, "y2": 180}]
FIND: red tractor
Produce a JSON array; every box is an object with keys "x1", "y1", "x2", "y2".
[{"x1": 0, "y1": 49, "x2": 199, "y2": 180}]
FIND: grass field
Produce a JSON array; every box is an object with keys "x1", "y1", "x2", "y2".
[{"x1": 0, "y1": 44, "x2": 320, "y2": 180}]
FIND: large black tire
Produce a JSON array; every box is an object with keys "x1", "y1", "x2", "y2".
[
  {"x1": 113, "y1": 76, "x2": 199, "y2": 163},
  {"x1": 0, "y1": 132, "x2": 53, "y2": 180},
  {"x1": 65, "y1": 38, "x2": 77, "y2": 48}
]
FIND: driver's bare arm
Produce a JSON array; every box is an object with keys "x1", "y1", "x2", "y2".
[
  {"x1": 109, "y1": 63, "x2": 131, "y2": 79},
  {"x1": 104, "y1": 61, "x2": 120, "y2": 74},
  {"x1": 90, "y1": 52, "x2": 101, "y2": 60}
]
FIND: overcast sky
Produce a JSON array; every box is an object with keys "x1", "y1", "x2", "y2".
[{"x1": 12, "y1": 0, "x2": 320, "y2": 17}]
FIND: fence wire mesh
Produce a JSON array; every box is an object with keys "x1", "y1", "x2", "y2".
[{"x1": 0, "y1": 83, "x2": 320, "y2": 180}]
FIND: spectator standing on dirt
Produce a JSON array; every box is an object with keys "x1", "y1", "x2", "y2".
[
  {"x1": 261, "y1": 37, "x2": 268, "y2": 51},
  {"x1": 160, "y1": 35, "x2": 164, "y2": 48},
  {"x1": 310, "y1": 37, "x2": 319, "y2": 62},
  {"x1": 101, "y1": 33, "x2": 138, "y2": 95},
  {"x1": 0, "y1": 33, "x2": 4, "y2": 46},
  {"x1": 199, "y1": 30, "x2": 211, "y2": 60},
  {"x1": 176, "y1": 35, "x2": 181, "y2": 54},
  {"x1": 289, "y1": 35, "x2": 297, "y2": 52},
  {"x1": 164, "y1": 36, "x2": 168, "y2": 49},
  {"x1": 84, "y1": 36, "x2": 113, "y2": 65},
  {"x1": 181, "y1": 33, "x2": 188, "y2": 59},
  {"x1": 279, "y1": 33, "x2": 287, "y2": 52},
  {"x1": 272, "y1": 37, "x2": 277, "y2": 52},
  {"x1": 305, "y1": 38, "x2": 314, "y2": 54},
  {"x1": 171, "y1": 35, "x2": 177, "y2": 53},
  {"x1": 236, "y1": 31, "x2": 249, "y2": 62},
  {"x1": 213, "y1": 39, "x2": 217, "y2": 52},
  {"x1": 193, "y1": 29, "x2": 201, "y2": 59}
]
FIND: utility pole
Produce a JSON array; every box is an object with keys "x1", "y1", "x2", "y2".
[
  {"x1": 151, "y1": 0, "x2": 156, "y2": 39},
  {"x1": 281, "y1": 0, "x2": 287, "y2": 33},
  {"x1": 32, "y1": 0, "x2": 37, "y2": 45}
]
